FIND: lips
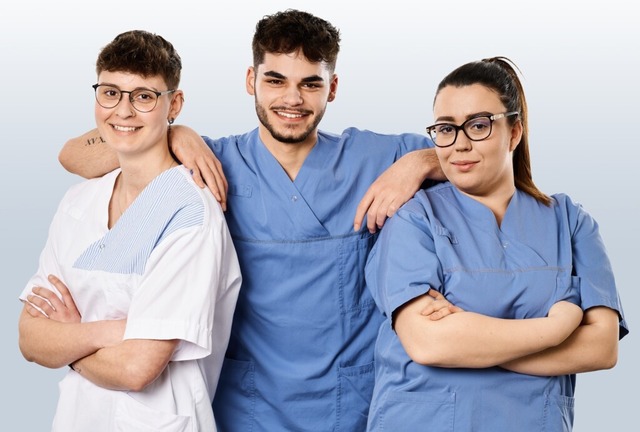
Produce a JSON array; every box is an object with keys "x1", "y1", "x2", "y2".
[{"x1": 451, "y1": 160, "x2": 478, "y2": 172}]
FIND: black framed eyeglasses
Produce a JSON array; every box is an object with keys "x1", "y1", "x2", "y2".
[
  {"x1": 426, "y1": 111, "x2": 519, "y2": 148},
  {"x1": 92, "y1": 84, "x2": 176, "y2": 113}
]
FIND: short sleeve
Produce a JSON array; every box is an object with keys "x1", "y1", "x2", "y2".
[
  {"x1": 365, "y1": 196, "x2": 442, "y2": 324},
  {"x1": 124, "y1": 209, "x2": 241, "y2": 360},
  {"x1": 559, "y1": 194, "x2": 629, "y2": 339}
]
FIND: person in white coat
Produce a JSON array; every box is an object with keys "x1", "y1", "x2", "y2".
[{"x1": 18, "y1": 30, "x2": 241, "y2": 431}]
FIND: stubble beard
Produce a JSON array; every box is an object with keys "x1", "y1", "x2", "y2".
[{"x1": 255, "y1": 99, "x2": 325, "y2": 144}]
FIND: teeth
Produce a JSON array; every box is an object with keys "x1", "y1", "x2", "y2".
[
  {"x1": 113, "y1": 125, "x2": 138, "y2": 132},
  {"x1": 277, "y1": 112, "x2": 303, "y2": 119}
]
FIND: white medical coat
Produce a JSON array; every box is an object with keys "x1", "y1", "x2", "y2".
[{"x1": 21, "y1": 166, "x2": 241, "y2": 431}]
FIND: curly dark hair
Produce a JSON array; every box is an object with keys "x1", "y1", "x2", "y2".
[{"x1": 252, "y1": 9, "x2": 341, "y2": 71}]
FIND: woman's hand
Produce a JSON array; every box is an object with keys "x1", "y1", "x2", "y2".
[
  {"x1": 25, "y1": 275, "x2": 81, "y2": 323},
  {"x1": 420, "y1": 289, "x2": 464, "y2": 320}
]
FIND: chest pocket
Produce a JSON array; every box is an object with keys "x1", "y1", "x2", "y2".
[
  {"x1": 433, "y1": 225, "x2": 575, "y2": 319},
  {"x1": 338, "y1": 232, "x2": 378, "y2": 313},
  {"x1": 228, "y1": 183, "x2": 252, "y2": 198}
]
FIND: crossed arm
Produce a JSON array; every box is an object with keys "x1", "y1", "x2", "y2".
[
  {"x1": 405, "y1": 291, "x2": 619, "y2": 375},
  {"x1": 19, "y1": 276, "x2": 177, "y2": 391},
  {"x1": 58, "y1": 126, "x2": 443, "y2": 232}
]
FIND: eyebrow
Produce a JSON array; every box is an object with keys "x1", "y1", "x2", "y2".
[
  {"x1": 262, "y1": 70, "x2": 325, "y2": 83},
  {"x1": 97, "y1": 83, "x2": 159, "y2": 92},
  {"x1": 435, "y1": 111, "x2": 493, "y2": 123}
]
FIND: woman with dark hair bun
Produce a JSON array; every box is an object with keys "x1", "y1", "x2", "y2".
[{"x1": 365, "y1": 57, "x2": 628, "y2": 432}]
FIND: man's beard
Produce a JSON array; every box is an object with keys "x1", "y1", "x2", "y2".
[{"x1": 255, "y1": 100, "x2": 325, "y2": 144}]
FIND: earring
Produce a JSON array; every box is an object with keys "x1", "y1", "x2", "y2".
[{"x1": 168, "y1": 118, "x2": 175, "y2": 125}]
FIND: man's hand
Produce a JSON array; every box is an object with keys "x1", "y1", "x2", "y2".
[
  {"x1": 170, "y1": 125, "x2": 228, "y2": 210},
  {"x1": 353, "y1": 151, "x2": 427, "y2": 233},
  {"x1": 25, "y1": 275, "x2": 81, "y2": 323}
]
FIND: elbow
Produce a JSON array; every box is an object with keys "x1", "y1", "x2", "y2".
[
  {"x1": 58, "y1": 145, "x2": 77, "y2": 175},
  {"x1": 19, "y1": 344, "x2": 36, "y2": 364},
  {"x1": 401, "y1": 338, "x2": 448, "y2": 366},
  {"x1": 121, "y1": 362, "x2": 163, "y2": 392},
  {"x1": 597, "y1": 347, "x2": 618, "y2": 371},
  {"x1": 19, "y1": 342, "x2": 66, "y2": 369}
]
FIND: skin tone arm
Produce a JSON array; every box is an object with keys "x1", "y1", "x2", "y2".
[
  {"x1": 394, "y1": 293, "x2": 583, "y2": 368},
  {"x1": 70, "y1": 338, "x2": 179, "y2": 392},
  {"x1": 353, "y1": 148, "x2": 445, "y2": 233},
  {"x1": 19, "y1": 276, "x2": 125, "y2": 368},
  {"x1": 59, "y1": 127, "x2": 444, "y2": 229},
  {"x1": 58, "y1": 126, "x2": 228, "y2": 210},
  {"x1": 499, "y1": 306, "x2": 619, "y2": 375},
  {"x1": 419, "y1": 293, "x2": 619, "y2": 374},
  {"x1": 21, "y1": 276, "x2": 178, "y2": 392}
]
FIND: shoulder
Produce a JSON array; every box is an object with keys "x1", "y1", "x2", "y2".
[
  {"x1": 164, "y1": 166, "x2": 225, "y2": 230},
  {"x1": 202, "y1": 129, "x2": 256, "y2": 151},
  {"x1": 320, "y1": 127, "x2": 432, "y2": 150},
  {"x1": 57, "y1": 168, "x2": 119, "y2": 216},
  {"x1": 395, "y1": 184, "x2": 453, "y2": 224},
  {"x1": 549, "y1": 192, "x2": 598, "y2": 234}
]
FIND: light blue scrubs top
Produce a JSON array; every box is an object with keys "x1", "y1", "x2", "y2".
[
  {"x1": 203, "y1": 127, "x2": 433, "y2": 431},
  {"x1": 365, "y1": 182, "x2": 628, "y2": 431}
]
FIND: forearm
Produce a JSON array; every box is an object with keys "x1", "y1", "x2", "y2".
[
  {"x1": 72, "y1": 339, "x2": 178, "y2": 391},
  {"x1": 501, "y1": 307, "x2": 619, "y2": 375},
  {"x1": 18, "y1": 309, "x2": 122, "y2": 368},
  {"x1": 58, "y1": 128, "x2": 119, "y2": 178},
  {"x1": 395, "y1": 296, "x2": 579, "y2": 368},
  {"x1": 412, "y1": 148, "x2": 445, "y2": 183}
]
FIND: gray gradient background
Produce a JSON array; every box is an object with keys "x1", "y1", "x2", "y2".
[{"x1": 2, "y1": 1, "x2": 636, "y2": 430}]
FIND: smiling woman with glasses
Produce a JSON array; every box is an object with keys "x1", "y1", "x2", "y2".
[
  {"x1": 18, "y1": 30, "x2": 241, "y2": 432},
  {"x1": 364, "y1": 56, "x2": 627, "y2": 431}
]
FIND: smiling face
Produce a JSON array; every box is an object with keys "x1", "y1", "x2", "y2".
[
  {"x1": 433, "y1": 84, "x2": 522, "y2": 200},
  {"x1": 95, "y1": 71, "x2": 181, "y2": 158},
  {"x1": 247, "y1": 49, "x2": 337, "y2": 150}
]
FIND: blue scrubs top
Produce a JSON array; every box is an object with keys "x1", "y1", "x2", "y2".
[
  {"x1": 203, "y1": 128, "x2": 433, "y2": 431},
  {"x1": 365, "y1": 183, "x2": 628, "y2": 432}
]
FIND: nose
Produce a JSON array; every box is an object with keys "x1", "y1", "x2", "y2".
[
  {"x1": 282, "y1": 85, "x2": 303, "y2": 106},
  {"x1": 453, "y1": 130, "x2": 472, "y2": 151},
  {"x1": 115, "y1": 92, "x2": 136, "y2": 117}
]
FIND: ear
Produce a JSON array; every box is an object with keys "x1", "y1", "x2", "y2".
[
  {"x1": 168, "y1": 90, "x2": 184, "y2": 122},
  {"x1": 327, "y1": 73, "x2": 338, "y2": 102},
  {"x1": 246, "y1": 66, "x2": 256, "y2": 96},
  {"x1": 509, "y1": 119, "x2": 523, "y2": 152}
]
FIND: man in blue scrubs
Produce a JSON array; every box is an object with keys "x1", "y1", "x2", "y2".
[{"x1": 58, "y1": 10, "x2": 441, "y2": 431}]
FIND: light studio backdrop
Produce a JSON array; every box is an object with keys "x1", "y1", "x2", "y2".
[{"x1": 1, "y1": 1, "x2": 636, "y2": 430}]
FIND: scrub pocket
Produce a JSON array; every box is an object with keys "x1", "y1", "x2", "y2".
[
  {"x1": 336, "y1": 362, "x2": 375, "y2": 431},
  {"x1": 212, "y1": 357, "x2": 256, "y2": 431},
  {"x1": 114, "y1": 392, "x2": 191, "y2": 432},
  {"x1": 374, "y1": 391, "x2": 455, "y2": 431},
  {"x1": 543, "y1": 393, "x2": 575, "y2": 432}
]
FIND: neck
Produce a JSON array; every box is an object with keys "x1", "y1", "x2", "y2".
[
  {"x1": 462, "y1": 184, "x2": 515, "y2": 226},
  {"x1": 109, "y1": 151, "x2": 176, "y2": 228},
  {"x1": 258, "y1": 126, "x2": 317, "y2": 181},
  {"x1": 118, "y1": 151, "x2": 177, "y2": 193}
]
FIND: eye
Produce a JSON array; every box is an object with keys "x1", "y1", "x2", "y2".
[
  {"x1": 436, "y1": 124, "x2": 455, "y2": 135},
  {"x1": 102, "y1": 87, "x2": 120, "y2": 99},
  {"x1": 132, "y1": 90, "x2": 157, "y2": 105},
  {"x1": 302, "y1": 82, "x2": 321, "y2": 89},
  {"x1": 466, "y1": 118, "x2": 491, "y2": 133}
]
